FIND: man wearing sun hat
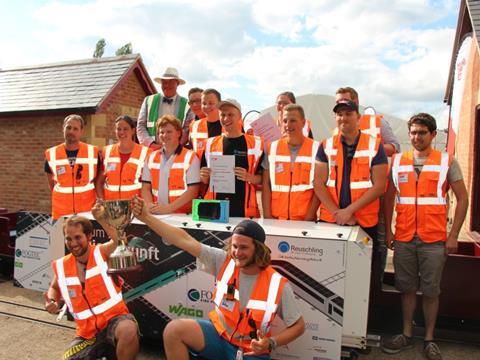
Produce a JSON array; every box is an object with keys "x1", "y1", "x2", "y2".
[
  {"x1": 131, "y1": 196, "x2": 305, "y2": 360},
  {"x1": 137, "y1": 67, "x2": 194, "y2": 149}
]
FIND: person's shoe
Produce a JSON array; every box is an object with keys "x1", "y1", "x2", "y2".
[
  {"x1": 382, "y1": 334, "x2": 414, "y2": 354},
  {"x1": 424, "y1": 341, "x2": 442, "y2": 360}
]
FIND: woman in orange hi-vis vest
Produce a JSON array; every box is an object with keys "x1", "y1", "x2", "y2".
[
  {"x1": 96, "y1": 115, "x2": 151, "y2": 201},
  {"x1": 142, "y1": 115, "x2": 200, "y2": 214}
]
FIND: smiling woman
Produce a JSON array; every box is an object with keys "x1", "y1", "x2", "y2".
[{"x1": 96, "y1": 115, "x2": 151, "y2": 201}]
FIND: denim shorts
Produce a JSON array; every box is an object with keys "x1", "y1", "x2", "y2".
[{"x1": 190, "y1": 319, "x2": 270, "y2": 360}]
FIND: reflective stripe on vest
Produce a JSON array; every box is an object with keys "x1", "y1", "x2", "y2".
[
  {"x1": 268, "y1": 139, "x2": 319, "y2": 193},
  {"x1": 146, "y1": 95, "x2": 189, "y2": 130},
  {"x1": 210, "y1": 258, "x2": 285, "y2": 340},
  {"x1": 324, "y1": 135, "x2": 377, "y2": 190},
  {"x1": 391, "y1": 150, "x2": 450, "y2": 242},
  {"x1": 55, "y1": 246, "x2": 123, "y2": 321},
  {"x1": 147, "y1": 148, "x2": 194, "y2": 202},
  {"x1": 48, "y1": 144, "x2": 97, "y2": 193},
  {"x1": 204, "y1": 135, "x2": 263, "y2": 217},
  {"x1": 360, "y1": 114, "x2": 382, "y2": 139},
  {"x1": 320, "y1": 133, "x2": 381, "y2": 227},
  {"x1": 103, "y1": 144, "x2": 149, "y2": 193}
]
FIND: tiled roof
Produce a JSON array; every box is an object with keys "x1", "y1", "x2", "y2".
[{"x1": 0, "y1": 54, "x2": 143, "y2": 114}]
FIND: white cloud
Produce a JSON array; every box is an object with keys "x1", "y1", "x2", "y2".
[{"x1": 0, "y1": 0, "x2": 459, "y2": 127}]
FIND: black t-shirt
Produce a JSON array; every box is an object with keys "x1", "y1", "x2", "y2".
[
  {"x1": 201, "y1": 135, "x2": 263, "y2": 217},
  {"x1": 207, "y1": 120, "x2": 223, "y2": 138}
]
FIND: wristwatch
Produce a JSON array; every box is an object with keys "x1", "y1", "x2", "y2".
[{"x1": 268, "y1": 337, "x2": 277, "y2": 351}]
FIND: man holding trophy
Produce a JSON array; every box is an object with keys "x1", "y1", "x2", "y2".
[{"x1": 44, "y1": 202, "x2": 139, "y2": 360}]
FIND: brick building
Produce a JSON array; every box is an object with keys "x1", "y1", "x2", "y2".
[
  {"x1": 444, "y1": 0, "x2": 480, "y2": 240},
  {"x1": 0, "y1": 54, "x2": 156, "y2": 214}
]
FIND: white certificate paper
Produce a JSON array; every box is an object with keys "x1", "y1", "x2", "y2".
[
  {"x1": 210, "y1": 154, "x2": 235, "y2": 193},
  {"x1": 250, "y1": 113, "x2": 282, "y2": 143}
]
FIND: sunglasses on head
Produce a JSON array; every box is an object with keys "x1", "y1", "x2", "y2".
[
  {"x1": 76, "y1": 164, "x2": 83, "y2": 180},
  {"x1": 248, "y1": 318, "x2": 257, "y2": 340}
]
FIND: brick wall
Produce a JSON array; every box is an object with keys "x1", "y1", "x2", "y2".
[
  {"x1": 0, "y1": 69, "x2": 150, "y2": 215},
  {"x1": 92, "y1": 70, "x2": 148, "y2": 148},
  {"x1": 0, "y1": 114, "x2": 67, "y2": 213},
  {"x1": 455, "y1": 44, "x2": 480, "y2": 236}
]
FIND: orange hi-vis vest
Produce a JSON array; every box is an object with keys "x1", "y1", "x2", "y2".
[
  {"x1": 267, "y1": 137, "x2": 320, "y2": 220},
  {"x1": 360, "y1": 114, "x2": 382, "y2": 142},
  {"x1": 189, "y1": 118, "x2": 225, "y2": 159},
  {"x1": 302, "y1": 119, "x2": 312, "y2": 138},
  {"x1": 320, "y1": 133, "x2": 381, "y2": 227},
  {"x1": 147, "y1": 147, "x2": 195, "y2": 213},
  {"x1": 52, "y1": 245, "x2": 129, "y2": 339},
  {"x1": 46, "y1": 142, "x2": 98, "y2": 219},
  {"x1": 391, "y1": 149, "x2": 451, "y2": 243},
  {"x1": 189, "y1": 118, "x2": 209, "y2": 159},
  {"x1": 209, "y1": 257, "x2": 287, "y2": 353},
  {"x1": 102, "y1": 143, "x2": 150, "y2": 200},
  {"x1": 204, "y1": 134, "x2": 263, "y2": 218}
]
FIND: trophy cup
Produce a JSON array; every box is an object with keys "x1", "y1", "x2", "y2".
[{"x1": 101, "y1": 199, "x2": 141, "y2": 274}]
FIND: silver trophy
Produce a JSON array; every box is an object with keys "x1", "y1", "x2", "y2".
[{"x1": 101, "y1": 199, "x2": 141, "y2": 274}]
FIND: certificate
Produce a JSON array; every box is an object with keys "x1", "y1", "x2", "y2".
[
  {"x1": 250, "y1": 113, "x2": 282, "y2": 143},
  {"x1": 210, "y1": 154, "x2": 235, "y2": 194}
]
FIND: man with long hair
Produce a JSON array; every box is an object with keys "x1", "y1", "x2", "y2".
[{"x1": 131, "y1": 196, "x2": 305, "y2": 360}]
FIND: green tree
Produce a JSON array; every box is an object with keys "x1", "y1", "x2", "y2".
[
  {"x1": 93, "y1": 38, "x2": 106, "y2": 58},
  {"x1": 116, "y1": 43, "x2": 132, "y2": 56}
]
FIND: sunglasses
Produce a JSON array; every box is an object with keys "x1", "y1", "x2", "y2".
[
  {"x1": 248, "y1": 318, "x2": 257, "y2": 340},
  {"x1": 76, "y1": 164, "x2": 83, "y2": 180}
]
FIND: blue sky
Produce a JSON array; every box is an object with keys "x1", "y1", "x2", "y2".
[{"x1": 0, "y1": 0, "x2": 460, "y2": 127}]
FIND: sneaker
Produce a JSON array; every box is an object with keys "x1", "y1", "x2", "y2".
[
  {"x1": 382, "y1": 334, "x2": 414, "y2": 354},
  {"x1": 424, "y1": 341, "x2": 442, "y2": 360}
]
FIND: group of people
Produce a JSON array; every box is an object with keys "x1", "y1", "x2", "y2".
[{"x1": 43, "y1": 66, "x2": 468, "y2": 360}]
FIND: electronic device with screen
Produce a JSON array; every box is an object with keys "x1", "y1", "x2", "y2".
[{"x1": 192, "y1": 199, "x2": 229, "y2": 223}]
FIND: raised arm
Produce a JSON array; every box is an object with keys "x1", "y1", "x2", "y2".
[{"x1": 132, "y1": 196, "x2": 202, "y2": 257}]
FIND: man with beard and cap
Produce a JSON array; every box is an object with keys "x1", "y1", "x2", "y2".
[
  {"x1": 131, "y1": 196, "x2": 305, "y2": 360},
  {"x1": 136, "y1": 67, "x2": 194, "y2": 148},
  {"x1": 45, "y1": 203, "x2": 139, "y2": 360},
  {"x1": 45, "y1": 114, "x2": 100, "y2": 220},
  {"x1": 382, "y1": 113, "x2": 468, "y2": 360}
]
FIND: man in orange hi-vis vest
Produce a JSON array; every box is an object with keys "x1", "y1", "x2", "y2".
[
  {"x1": 131, "y1": 196, "x2": 305, "y2": 360},
  {"x1": 314, "y1": 100, "x2": 388, "y2": 290},
  {"x1": 200, "y1": 99, "x2": 264, "y2": 218},
  {"x1": 44, "y1": 203, "x2": 139, "y2": 360},
  {"x1": 382, "y1": 113, "x2": 468, "y2": 360},
  {"x1": 45, "y1": 114, "x2": 100, "y2": 220},
  {"x1": 262, "y1": 104, "x2": 320, "y2": 221}
]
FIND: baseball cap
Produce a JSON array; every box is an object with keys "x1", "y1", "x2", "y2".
[
  {"x1": 333, "y1": 100, "x2": 358, "y2": 113},
  {"x1": 232, "y1": 220, "x2": 266, "y2": 243},
  {"x1": 218, "y1": 98, "x2": 242, "y2": 112}
]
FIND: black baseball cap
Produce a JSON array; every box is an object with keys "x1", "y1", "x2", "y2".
[
  {"x1": 232, "y1": 220, "x2": 266, "y2": 243},
  {"x1": 333, "y1": 99, "x2": 359, "y2": 113}
]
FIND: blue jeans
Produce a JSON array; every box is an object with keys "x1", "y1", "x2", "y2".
[{"x1": 190, "y1": 319, "x2": 270, "y2": 360}]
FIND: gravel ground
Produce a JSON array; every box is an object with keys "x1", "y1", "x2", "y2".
[{"x1": 1, "y1": 278, "x2": 479, "y2": 360}]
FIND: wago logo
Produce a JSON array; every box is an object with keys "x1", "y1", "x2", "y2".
[{"x1": 168, "y1": 304, "x2": 203, "y2": 318}]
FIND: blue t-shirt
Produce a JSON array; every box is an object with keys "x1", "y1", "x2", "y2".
[{"x1": 316, "y1": 134, "x2": 387, "y2": 209}]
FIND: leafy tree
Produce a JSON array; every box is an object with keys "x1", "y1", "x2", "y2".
[
  {"x1": 116, "y1": 43, "x2": 132, "y2": 56},
  {"x1": 93, "y1": 38, "x2": 106, "y2": 58}
]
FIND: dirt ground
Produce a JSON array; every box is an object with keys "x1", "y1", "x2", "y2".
[{"x1": 0, "y1": 276, "x2": 479, "y2": 360}]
